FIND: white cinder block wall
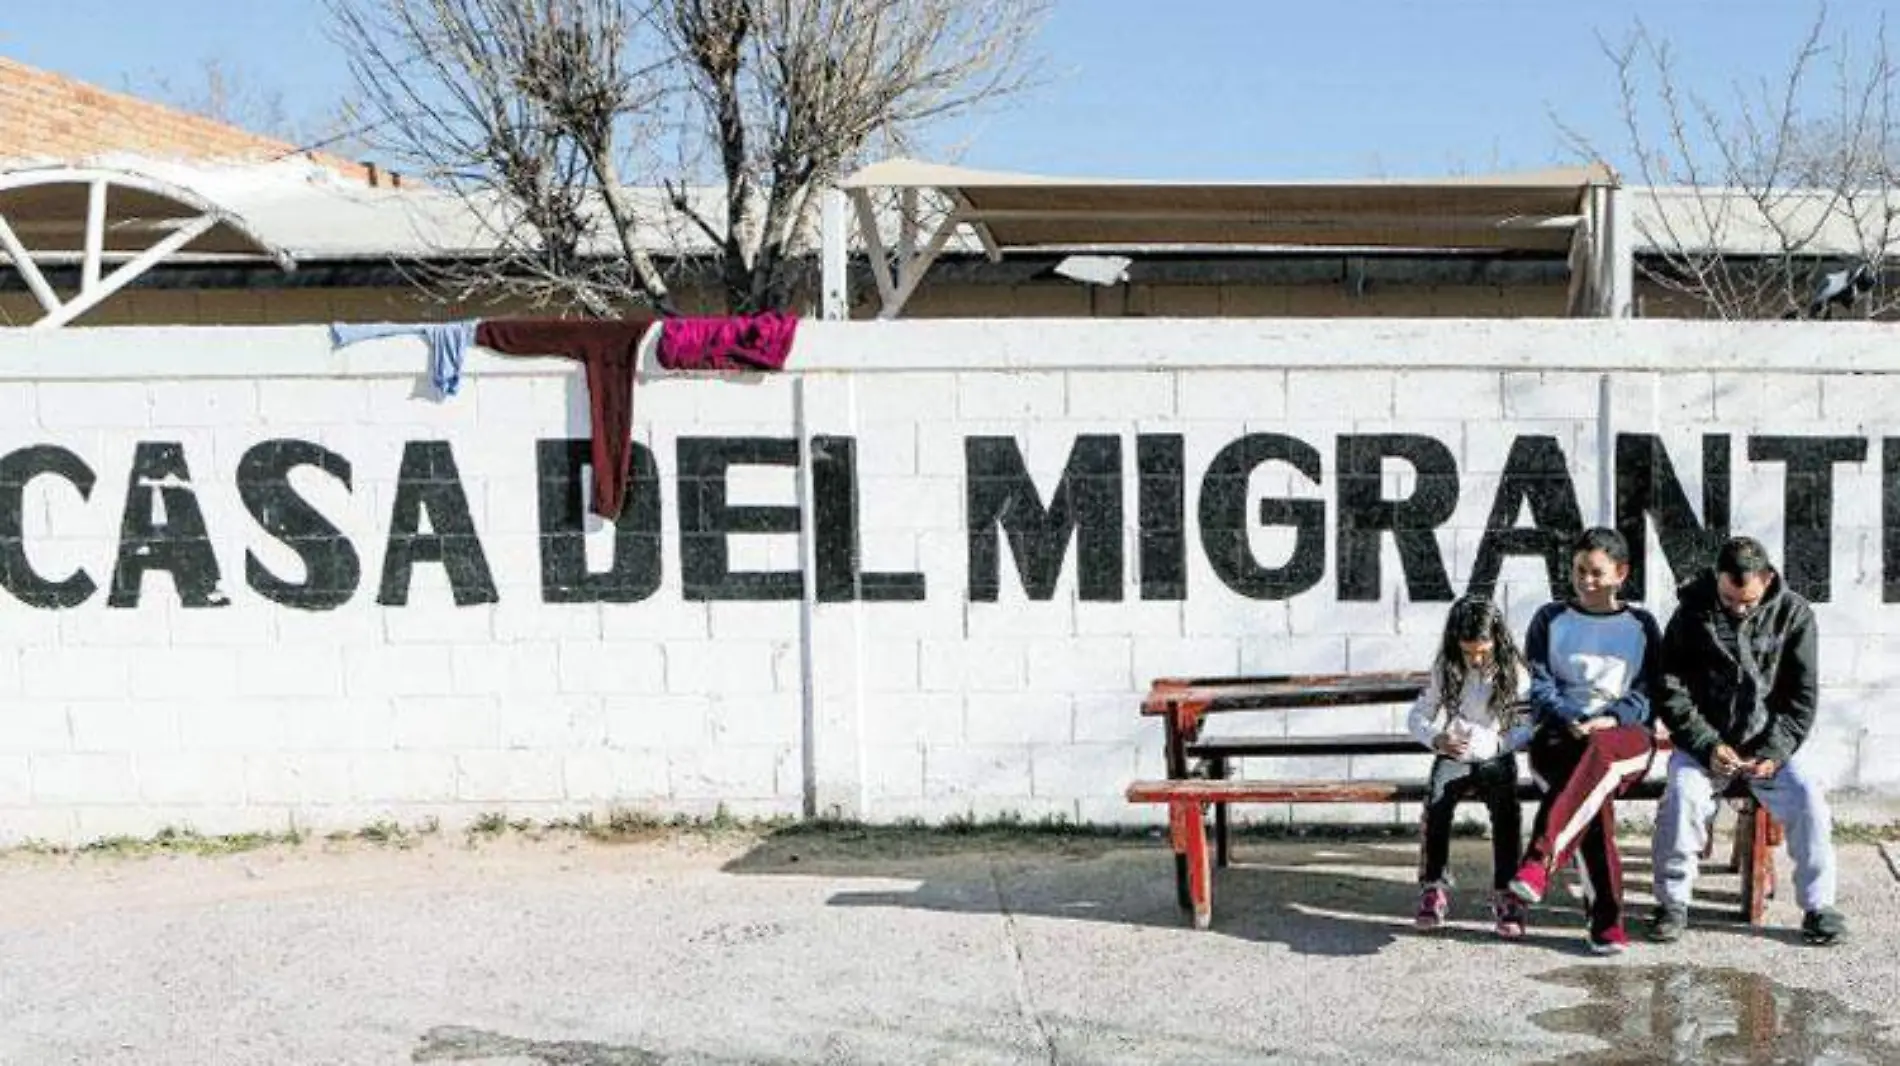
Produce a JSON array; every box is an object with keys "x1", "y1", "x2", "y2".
[{"x1": 2, "y1": 319, "x2": 1898, "y2": 845}]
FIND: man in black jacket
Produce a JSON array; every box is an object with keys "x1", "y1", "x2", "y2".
[{"x1": 1647, "y1": 536, "x2": 1845, "y2": 945}]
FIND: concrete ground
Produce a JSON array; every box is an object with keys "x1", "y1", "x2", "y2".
[{"x1": 0, "y1": 826, "x2": 1896, "y2": 1065}]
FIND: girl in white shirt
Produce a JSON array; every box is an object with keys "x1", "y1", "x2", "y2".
[{"x1": 1408, "y1": 594, "x2": 1534, "y2": 938}]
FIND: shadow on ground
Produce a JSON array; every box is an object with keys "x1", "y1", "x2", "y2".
[{"x1": 720, "y1": 827, "x2": 1778, "y2": 959}]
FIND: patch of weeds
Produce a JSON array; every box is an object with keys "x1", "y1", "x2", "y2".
[
  {"x1": 77, "y1": 834, "x2": 148, "y2": 856},
  {"x1": 8, "y1": 824, "x2": 309, "y2": 860},
  {"x1": 356, "y1": 820, "x2": 408, "y2": 846},
  {"x1": 469, "y1": 812, "x2": 509, "y2": 837}
]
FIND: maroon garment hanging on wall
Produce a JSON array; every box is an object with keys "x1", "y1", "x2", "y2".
[{"x1": 474, "y1": 319, "x2": 655, "y2": 520}]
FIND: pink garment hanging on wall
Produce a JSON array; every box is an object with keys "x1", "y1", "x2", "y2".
[{"x1": 656, "y1": 311, "x2": 799, "y2": 371}]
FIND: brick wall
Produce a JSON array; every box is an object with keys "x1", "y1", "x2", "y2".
[
  {"x1": 0, "y1": 319, "x2": 1896, "y2": 845},
  {"x1": 0, "y1": 58, "x2": 367, "y2": 180}
]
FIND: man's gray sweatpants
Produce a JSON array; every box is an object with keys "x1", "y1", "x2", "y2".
[{"x1": 1651, "y1": 749, "x2": 1837, "y2": 913}]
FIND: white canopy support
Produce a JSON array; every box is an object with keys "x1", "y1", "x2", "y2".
[
  {"x1": 0, "y1": 165, "x2": 294, "y2": 328},
  {"x1": 834, "y1": 157, "x2": 1622, "y2": 319},
  {"x1": 1566, "y1": 179, "x2": 1634, "y2": 318}
]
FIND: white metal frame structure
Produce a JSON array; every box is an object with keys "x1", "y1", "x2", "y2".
[
  {"x1": 825, "y1": 157, "x2": 1630, "y2": 321},
  {"x1": 0, "y1": 166, "x2": 294, "y2": 328}
]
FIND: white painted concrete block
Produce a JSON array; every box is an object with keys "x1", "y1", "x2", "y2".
[
  {"x1": 557, "y1": 641, "x2": 668, "y2": 695},
  {"x1": 1026, "y1": 636, "x2": 1133, "y2": 692},
  {"x1": 499, "y1": 695, "x2": 608, "y2": 750},
  {"x1": 455, "y1": 750, "x2": 567, "y2": 802},
  {"x1": 1176, "y1": 370, "x2": 1287, "y2": 421},
  {"x1": 30, "y1": 753, "x2": 137, "y2": 804},
  {"x1": 920, "y1": 637, "x2": 1026, "y2": 692},
  {"x1": 237, "y1": 646, "x2": 346, "y2": 698},
  {"x1": 255, "y1": 380, "x2": 370, "y2": 424},
  {"x1": 710, "y1": 693, "x2": 802, "y2": 746},
  {"x1": 147, "y1": 381, "x2": 260, "y2": 427},
  {"x1": 1030, "y1": 743, "x2": 1138, "y2": 797},
  {"x1": 68, "y1": 701, "x2": 178, "y2": 753},
  {"x1": 1066, "y1": 370, "x2": 1175, "y2": 419},
  {"x1": 135, "y1": 752, "x2": 248, "y2": 805},
  {"x1": 669, "y1": 745, "x2": 784, "y2": 798},
  {"x1": 964, "y1": 694, "x2": 1071, "y2": 744},
  {"x1": 390, "y1": 696, "x2": 502, "y2": 750},
  {"x1": 860, "y1": 693, "x2": 963, "y2": 747},
  {"x1": 352, "y1": 751, "x2": 460, "y2": 803},
  {"x1": 1287, "y1": 370, "x2": 1394, "y2": 420},
  {"x1": 0, "y1": 755, "x2": 31, "y2": 806},
  {"x1": 863, "y1": 743, "x2": 926, "y2": 799},
  {"x1": 957, "y1": 370, "x2": 1066, "y2": 419},
  {"x1": 563, "y1": 749, "x2": 670, "y2": 801},
  {"x1": 451, "y1": 642, "x2": 560, "y2": 697},
  {"x1": 26, "y1": 649, "x2": 129, "y2": 700},
  {"x1": 664, "y1": 640, "x2": 780, "y2": 695},
  {"x1": 923, "y1": 745, "x2": 1033, "y2": 798},
  {"x1": 1393, "y1": 370, "x2": 1501, "y2": 420},
  {"x1": 36, "y1": 383, "x2": 149, "y2": 428}
]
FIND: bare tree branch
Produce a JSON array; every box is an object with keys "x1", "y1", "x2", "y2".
[
  {"x1": 1559, "y1": 2, "x2": 1900, "y2": 319},
  {"x1": 325, "y1": 0, "x2": 1046, "y2": 315}
]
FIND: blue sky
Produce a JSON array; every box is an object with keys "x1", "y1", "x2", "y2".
[{"x1": 2, "y1": 0, "x2": 1892, "y2": 180}]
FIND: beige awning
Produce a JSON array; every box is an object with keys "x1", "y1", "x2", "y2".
[
  {"x1": 833, "y1": 156, "x2": 1621, "y2": 318},
  {"x1": 839, "y1": 157, "x2": 1615, "y2": 253}
]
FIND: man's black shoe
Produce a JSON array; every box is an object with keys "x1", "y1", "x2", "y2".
[
  {"x1": 1801, "y1": 907, "x2": 1846, "y2": 946},
  {"x1": 1646, "y1": 905, "x2": 1688, "y2": 943}
]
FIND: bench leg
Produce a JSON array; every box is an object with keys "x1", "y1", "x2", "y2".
[
  {"x1": 1211, "y1": 756, "x2": 1231, "y2": 869},
  {"x1": 1739, "y1": 800, "x2": 1779, "y2": 927},
  {"x1": 1170, "y1": 800, "x2": 1212, "y2": 930}
]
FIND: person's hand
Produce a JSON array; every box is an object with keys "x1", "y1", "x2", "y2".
[
  {"x1": 1711, "y1": 744, "x2": 1745, "y2": 776},
  {"x1": 1434, "y1": 734, "x2": 1469, "y2": 758},
  {"x1": 1570, "y1": 716, "x2": 1613, "y2": 738},
  {"x1": 1747, "y1": 758, "x2": 1779, "y2": 780}
]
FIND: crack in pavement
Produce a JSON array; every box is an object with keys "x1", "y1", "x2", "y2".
[
  {"x1": 1880, "y1": 841, "x2": 1900, "y2": 883},
  {"x1": 990, "y1": 863, "x2": 1060, "y2": 1066}
]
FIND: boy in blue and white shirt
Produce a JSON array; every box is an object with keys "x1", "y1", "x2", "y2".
[{"x1": 1506, "y1": 527, "x2": 1664, "y2": 955}]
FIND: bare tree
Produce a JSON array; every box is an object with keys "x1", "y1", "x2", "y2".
[
  {"x1": 324, "y1": 0, "x2": 1047, "y2": 315},
  {"x1": 1560, "y1": 3, "x2": 1900, "y2": 319}
]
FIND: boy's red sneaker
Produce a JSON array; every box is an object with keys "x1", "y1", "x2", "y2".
[
  {"x1": 1590, "y1": 925, "x2": 1630, "y2": 955},
  {"x1": 1507, "y1": 861, "x2": 1549, "y2": 905},
  {"x1": 1415, "y1": 884, "x2": 1450, "y2": 930}
]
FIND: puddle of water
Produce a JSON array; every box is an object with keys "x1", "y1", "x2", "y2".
[
  {"x1": 1531, "y1": 965, "x2": 1898, "y2": 1065},
  {"x1": 412, "y1": 1025, "x2": 663, "y2": 1065}
]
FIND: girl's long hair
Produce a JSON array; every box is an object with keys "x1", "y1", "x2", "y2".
[{"x1": 1435, "y1": 594, "x2": 1526, "y2": 728}]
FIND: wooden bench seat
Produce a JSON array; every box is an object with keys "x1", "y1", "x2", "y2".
[
  {"x1": 1185, "y1": 733, "x2": 1423, "y2": 758},
  {"x1": 1127, "y1": 776, "x2": 1669, "y2": 806}
]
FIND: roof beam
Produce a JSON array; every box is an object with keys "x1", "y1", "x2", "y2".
[
  {"x1": 0, "y1": 211, "x2": 64, "y2": 315},
  {"x1": 82, "y1": 178, "x2": 107, "y2": 290},
  {"x1": 946, "y1": 190, "x2": 1002, "y2": 262},
  {"x1": 847, "y1": 189, "x2": 898, "y2": 309},
  {"x1": 34, "y1": 214, "x2": 218, "y2": 329},
  {"x1": 953, "y1": 207, "x2": 1584, "y2": 230}
]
